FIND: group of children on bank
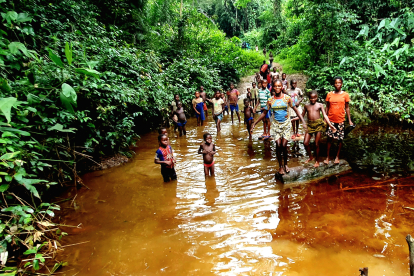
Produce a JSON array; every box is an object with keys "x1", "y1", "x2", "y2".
[{"x1": 156, "y1": 71, "x2": 354, "y2": 181}]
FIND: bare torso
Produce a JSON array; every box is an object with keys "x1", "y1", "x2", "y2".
[
  {"x1": 199, "y1": 142, "x2": 215, "y2": 164},
  {"x1": 304, "y1": 103, "x2": 324, "y2": 120},
  {"x1": 174, "y1": 108, "x2": 186, "y2": 122}
]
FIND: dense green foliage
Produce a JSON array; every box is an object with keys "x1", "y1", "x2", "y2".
[
  {"x1": 256, "y1": 0, "x2": 414, "y2": 122},
  {"x1": 0, "y1": 0, "x2": 263, "y2": 273}
]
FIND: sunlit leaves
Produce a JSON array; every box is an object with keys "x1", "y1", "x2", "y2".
[
  {"x1": 48, "y1": 49, "x2": 63, "y2": 67},
  {"x1": 0, "y1": 97, "x2": 17, "y2": 123},
  {"x1": 60, "y1": 83, "x2": 77, "y2": 113}
]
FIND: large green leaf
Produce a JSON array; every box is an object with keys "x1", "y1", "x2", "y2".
[
  {"x1": 4, "y1": 11, "x2": 17, "y2": 25},
  {"x1": 0, "y1": 127, "x2": 30, "y2": 136},
  {"x1": 0, "y1": 97, "x2": 17, "y2": 123},
  {"x1": 0, "y1": 151, "x2": 20, "y2": 160},
  {"x1": 16, "y1": 178, "x2": 47, "y2": 199},
  {"x1": 60, "y1": 83, "x2": 77, "y2": 113},
  {"x1": 75, "y1": 68, "x2": 100, "y2": 78},
  {"x1": 47, "y1": 123, "x2": 76, "y2": 133},
  {"x1": 65, "y1": 42, "x2": 73, "y2": 65},
  {"x1": 373, "y1": 63, "x2": 386, "y2": 78},
  {"x1": 16, "y1": 13, "x2": 32, "y2": 23},
  {"x1": 48, "y1": 49, "x2": 63, "y2": 67},
  {"x1": 8, "y1": 42, "x2": 30, "y2": 57}
]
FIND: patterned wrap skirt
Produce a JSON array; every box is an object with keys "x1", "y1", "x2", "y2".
[
  {"x1": 327, "y1": 122, "x2": 345, "y2": 140},
  {"x1": 271, "y1": 118, "x2": 292, "y2": 140}
]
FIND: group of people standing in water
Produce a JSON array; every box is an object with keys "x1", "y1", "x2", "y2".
[{"x1": 155, "y1": 63, "x2": 354, "y2": 181}]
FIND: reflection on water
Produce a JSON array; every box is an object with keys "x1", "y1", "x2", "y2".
[{"x1": 57, "y1": 115, "x2": 413, "y2": 276}]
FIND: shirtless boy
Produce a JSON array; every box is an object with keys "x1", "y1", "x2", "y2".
[
  {"x1": 246, "y1": 88, "x2": 252, "y2": 105},
  {"x1": 173, "y1": 102, "x2": 187, "y2": 137},
  {"x1": 293, "y1": 91, "x2": 336, "y2": 167},
  {"x1": 243, "y1": 98, "x2": 254, "y2": 139},
  {"x1": 226, "y1": 83, "x2": 241, "y2": 124},
  {"x1": 200, "y1": 86, "x2": 209, "y2": 118},
  {"x1": 198, "y1": 133, "x2": 216, "y2": 176}
]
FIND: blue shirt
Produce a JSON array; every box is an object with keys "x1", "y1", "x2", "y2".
[{"x1": 266, "y1": 94, "x2": 293, "y2": 123}]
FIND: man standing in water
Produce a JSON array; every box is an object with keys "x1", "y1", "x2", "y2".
[{"x1": 227, "y1": 82, "x2": 241, "y2": 124}]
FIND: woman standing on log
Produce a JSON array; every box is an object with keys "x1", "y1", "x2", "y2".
[
  {"x1": 251, "y1": 80, "x2": 307, "y2": 175},
  {"x1": 324, "y1": 76, "x2": 353, "y2": 164}
]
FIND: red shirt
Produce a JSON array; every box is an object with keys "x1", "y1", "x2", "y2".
[{"x1": 326, "y1": 91, "x2": 350, "y2": 123}]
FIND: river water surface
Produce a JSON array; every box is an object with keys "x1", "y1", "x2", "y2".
[{"x1": 58, "y1": 113, "x2": 414, "y2": 276}]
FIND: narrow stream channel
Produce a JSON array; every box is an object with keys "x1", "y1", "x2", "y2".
[{"x1": 57, "y1": 112, "x2": 414, "y2": 275}]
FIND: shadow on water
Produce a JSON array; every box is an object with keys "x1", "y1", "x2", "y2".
[{"x1": 56, "y1": 115, "x2": 413, "y2": 275}]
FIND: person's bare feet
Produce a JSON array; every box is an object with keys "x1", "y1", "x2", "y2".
[
  {"x1": 278, "y1": 167, "x2": 285, "y2": 175},
  {"x1": 314, "y1": 161, "x2": 320, "y2": 168},
  {"x1": 284, "y1": 165, "x2": 290, "y2": 173},
  {"x1": 324, "y1": 158, "x2": 329, "y2": 165},
  {"x1": 305, "y1": 157, "x2": 314, "y2": 164},
  {"x1": 334, "y1": 157, "x2": 340, "y2": 164}
]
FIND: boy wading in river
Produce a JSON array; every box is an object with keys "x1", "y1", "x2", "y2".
[
  {"x1": 198, "y1": 133, "x2": 216, "y2": 177},
  {"x1": 293, "y1": 90, "x2": 336, "y2": 167},
  {"x1": 227, "y1": 82, "x2": 241, "y2": 124},
  {"x1": 172, "y1": 101, "x2": 187, "y2": 137},
  {"x1": 154, "y1": 134, "x2": 177, "y2": 182},
  {"x1": 243, "y1": 98, "x2": 254, "y2": 139}
]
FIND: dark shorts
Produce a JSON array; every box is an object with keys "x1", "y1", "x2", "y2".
[
  {"x1": 161, "y1": 166, "x2": 177, "y2": 182},
  {"x1": 230, "y1": 104, "x2": 239, "y2": 112},
  {"x1": 327, "y1": 122, "x2": 345, "y2": 141},
  {"x1": 261, "y1": 110, "x2": 270, "y2": 119},
  {"x1": 214, "y1": 113, "x2": 223, "y2": 123},
  {"x1": 177, "y1": 121, "x2": 187, "y2": 127}
]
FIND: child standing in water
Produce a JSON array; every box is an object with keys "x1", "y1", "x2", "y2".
[
  {"x1": 200, "y1": 86, "x2": 209, "y2": 118},
  {"x1": 154, "y1": 134, "x2": 177, "y2": 182},
  {"x1": 254, "y1": 80, "x2": 271, "y2": 138},
  {"x1": 287, "y1": 79, "x2": 304, "y2": 139},
  {"x1": 221, "y1": 92, "x2": 229, "y2": 115},
  {"x1": 193, "y1": 91, "x2": 205, "y2": 126},
  {"x1": 173, "y1": 102, "x2": 187, "y2": 137},
  {"x1": 293, "y1": 91, "x2": 336, "y2": 167},
  {"x1": 243, "y1": 98, "x2": 254, "y2": 139},
  {"x1": 251, "y1": 82, "x2": 259, "y2": 109},
  {"x1": 198, "y1": 133, "x2": 216, "y2": 176},
  {"x1": 325, "y1": 76, "x2": 353, "y2": 164},
  {"x1": 227, "y1": 83, "x2": 241, "y2": 124},
  {"x1": 246, "y1": 88, "x2": 252, "y2": 105},
  {"x1": 211, "y1": 91, "x2": 225, "y2": 132}
]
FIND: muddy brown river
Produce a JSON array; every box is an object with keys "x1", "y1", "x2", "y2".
[{"x1": 57, "y1": 113, "x2": 414, "y2": 276}]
